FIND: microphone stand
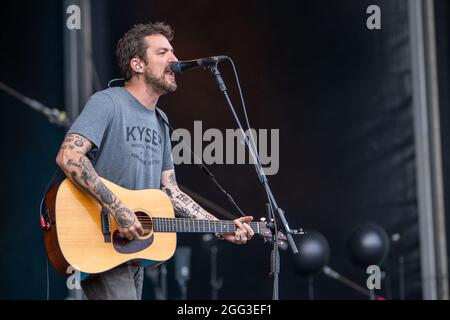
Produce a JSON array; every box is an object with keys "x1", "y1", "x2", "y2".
[
  {"x1": 207, "y1": 62, "x2": 302, "y2": 300},
  {"x1": 0, "y1": 81, "x2": 70, "y2": 128},
  {"x1": 210, "y1": 245, "x2": 223, "y2": 300},
  {"x1": 322, "y1": 266, "x2": 385, "y2": 299}
]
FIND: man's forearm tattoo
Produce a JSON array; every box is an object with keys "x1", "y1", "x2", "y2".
[
  {"x1": 173, "y1": 202, "x2": 192, "y2": 218},
  {"x1": 66, "y1": 158, "x2": 81, "y2": 168},
  {"x1": 109, "y1": 197, "x2": 122, "y2": 211},
  {"x1": 66, "y1": 156, "x2": 97, "y2": 187},
  {"x1": 70, "y1": 171, "x2": 91, "y2": 194},
  {"x1": 163, "y1": 187, "x2": 191, "y2": 217},
  {"x1": 169, "y1": 172, "x2": 176, "y2": 186},
  {"x1": 163, "y1": 187, "x2": 173, "y2": 199},
  {"x1": 78, "y1": 156, "x2": 98, "y2": 185},
  {"x1": 61, "y1": 134, "x2": 126, "y2": 218},
  {"x1": 65, "y1": 150, "x2": 121, "y2": 211},
  {"x1": 191, "y1": 203, "x2": 201, "y2": 216},
  {"x1": 175, "y1": 193, "x2": 192, "y2": 206},
  {"x1": 161, "y1": 171, "x2": 177, "y2": 189},
  {"x1": 162, "y1": 187, "x2": 216, "y2": 220},
  {"x1": 93, "y1": 182, "x2": 115, "y2": 206}
]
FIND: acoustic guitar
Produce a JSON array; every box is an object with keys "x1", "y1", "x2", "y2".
[{"x1": 42, "y1": 177, "x2": 280, "y2": 279}]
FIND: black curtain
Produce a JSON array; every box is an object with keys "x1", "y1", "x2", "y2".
[
  {"x1": 0, "y1": 1, "x2": 66, "y2": 298},
  {"x1": 1, "y1": 0, "x2": 439, "y2": 299}
]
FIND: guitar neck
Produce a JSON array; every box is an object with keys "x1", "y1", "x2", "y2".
[{"x1": 151, "y1": 217, "x2": 262, "y2": 234}]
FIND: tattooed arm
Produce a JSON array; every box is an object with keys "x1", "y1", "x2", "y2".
[
  {"x1": 160, "y1": 169, "x2": 218, "y2": 220},
  {"x1": 160, "y1": 169, "x2": 254, "y2": 244},
  {"x1": 56, "y1": 133, "x2": 144, "y2": 240}
]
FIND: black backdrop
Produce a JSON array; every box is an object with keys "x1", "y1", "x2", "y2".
[{"x1": 1, "y1": 0, "x2": 449, "y2": 299}]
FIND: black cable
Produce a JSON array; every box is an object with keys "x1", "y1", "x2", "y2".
[
  {"x1": 226, "y1": 58, "x2": 265, "y2": 172},
  {"x1": 46, "y1": 256, "x2": 50, "y2": 300},
  {"x1": 155, "y1": 110, "x2": 246, "y2": 218},
  {"x1": 225, "y1": 57, "x2": 282, "y2": 238}
]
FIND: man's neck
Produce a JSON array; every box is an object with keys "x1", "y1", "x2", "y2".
[{"x1": 124, "y1": 79, "x2": 160, "y2": 111}]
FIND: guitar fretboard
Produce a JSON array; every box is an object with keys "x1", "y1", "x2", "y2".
[{"x1": 150, "y1": 218, "x2": 261, "y2": 234}]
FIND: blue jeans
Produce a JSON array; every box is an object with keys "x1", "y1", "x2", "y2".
[{"x1": 81, "y1": 263, "x2": 144, "y2": 300}]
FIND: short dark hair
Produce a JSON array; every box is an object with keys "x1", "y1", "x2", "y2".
[{"x1": 116, "y1": 22, "x2": 174, "y2": 81}]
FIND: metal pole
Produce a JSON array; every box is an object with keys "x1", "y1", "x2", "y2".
[
  {"x1": 63, "y1": 0, "x2": 93, "y2": 300},
  {"x1": 63, "y1": 0, "x2": 93, "y2": 122},
  {"x1": 408, "y1": 0, "x2": 449, "y2": 300}
]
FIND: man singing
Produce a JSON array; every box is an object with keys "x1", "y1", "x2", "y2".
[{"x1": 56, "y1": 22, "x2": 254, "y2": 300}]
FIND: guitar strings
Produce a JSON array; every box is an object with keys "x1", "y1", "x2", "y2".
[
  {"x1": 135, "y1": 219, "x2": 260, "y2": 233},
  {"x1": 120, "y1": 216, "x2": 261, "y2": 233}
]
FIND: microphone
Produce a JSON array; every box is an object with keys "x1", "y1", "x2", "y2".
[{"x1": 170, "y1": 56, "x2": 227, "y2": 74}]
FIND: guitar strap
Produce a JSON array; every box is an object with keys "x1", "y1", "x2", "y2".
[{"x1": 39, "y1": 167, "x2": 65, "y2": 230}]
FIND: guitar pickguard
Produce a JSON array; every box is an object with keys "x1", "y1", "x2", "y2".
[{"x1": 112, "y1": 231, "x2": 154, "y2": 254}]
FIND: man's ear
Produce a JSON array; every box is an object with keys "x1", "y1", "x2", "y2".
[{"x1": 130, "y1": 57, "x2": 144, "y2": 74}]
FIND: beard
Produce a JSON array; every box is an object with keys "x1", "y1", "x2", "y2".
[{"x1": 143, "y1": 67, "x2": 177, "y2": 94}]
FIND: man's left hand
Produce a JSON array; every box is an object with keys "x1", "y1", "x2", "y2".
[{"x1": 222, "y1": 216, "x2": 254, "y2": 244}]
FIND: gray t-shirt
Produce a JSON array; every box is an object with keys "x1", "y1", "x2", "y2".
[{"x1": 67, "y1": 87, "x2": 174, "y2": 190}]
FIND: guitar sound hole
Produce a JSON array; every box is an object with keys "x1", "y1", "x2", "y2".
[{"x1": 135, "y1": 211, "x2": 152, "y2": 236}]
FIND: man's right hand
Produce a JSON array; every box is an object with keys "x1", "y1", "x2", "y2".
[{"x1": 113, "y1": 207, "x2": 145, "y2": 240}]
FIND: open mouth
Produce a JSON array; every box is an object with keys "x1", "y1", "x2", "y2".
[{"x1": 165, "y1": 69, "x2": 175, "y2": 80}]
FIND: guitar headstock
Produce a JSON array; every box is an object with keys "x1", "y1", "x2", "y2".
[{"x1": 258, "y1": 219, "x2": 287, "y2": 242}]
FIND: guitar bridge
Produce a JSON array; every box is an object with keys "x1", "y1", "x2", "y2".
[{"x1": 101, "y1": 207, "x2": 111, "y2": 243}]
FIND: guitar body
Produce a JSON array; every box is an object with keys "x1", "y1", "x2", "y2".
[{"x1": 43, "y1": 178, "x2": 176, "y2": 279}]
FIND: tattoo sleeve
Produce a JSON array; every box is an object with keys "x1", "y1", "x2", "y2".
[
  {"x1": 57, "y1": 134, "x2": 126, "y2": 220},
  {"x1": 161, "y1": 170, "x2": 218, "y2": 220}
]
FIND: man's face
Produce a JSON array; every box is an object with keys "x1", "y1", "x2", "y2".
[{"x1": 141, "y1": 34, "x2": 178, "y2": 94}]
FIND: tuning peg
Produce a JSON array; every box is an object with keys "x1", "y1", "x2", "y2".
[{"x1": 260, "y1": 217, "x2": 266, "y2": 222}]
